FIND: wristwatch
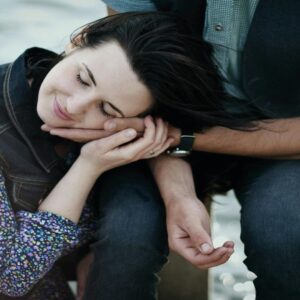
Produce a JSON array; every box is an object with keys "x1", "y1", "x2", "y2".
[{"x1": 166, "y1": 130, "x2": 195, "y2": 157}]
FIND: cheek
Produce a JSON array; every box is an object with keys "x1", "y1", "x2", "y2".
[{"x1": 43, "y1": 62, "x2": 75, "y2": 94}]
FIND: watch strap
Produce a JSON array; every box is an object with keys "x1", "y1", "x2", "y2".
[
  {"x1": 179, "y1": 130, "x2": 195, "y2": 152},
  {"x1": 166, "y1": 130, "x2": 195, "y2": 157}
]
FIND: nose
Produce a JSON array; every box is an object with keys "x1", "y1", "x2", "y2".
[{"x1": 66, "y1": 95, "x2": 89, "y2": 115}]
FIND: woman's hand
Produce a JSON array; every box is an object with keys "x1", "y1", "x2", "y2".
[
  {"x1": 41, "y1": 117, "x2": 181, "y2": 146},
  {"x1": 78, "y1": 116, "x2": 174, "y2": 174},
  {"x1": 41, "y1": 124, "x2": 113, "y2": 143}
]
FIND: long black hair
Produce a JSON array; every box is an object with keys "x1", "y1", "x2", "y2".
[{"x1": 70, "y1": 12, "x2": 268, "y2": 132}]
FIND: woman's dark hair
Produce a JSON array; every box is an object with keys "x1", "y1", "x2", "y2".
[
  {"x1": 27, "y1": 12, "x2": 268, "y2": 199},
  {"x1": 70, "y1": 12, "x2": 267, "y2": 132}
]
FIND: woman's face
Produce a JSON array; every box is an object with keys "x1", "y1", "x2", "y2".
[{"x1": 37, "y1": 41, "x2": 153, "y2": 129}]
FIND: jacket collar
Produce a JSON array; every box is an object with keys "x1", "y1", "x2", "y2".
[{"x1": 3, "y1": 47, "x2": 62, "y2": 173}]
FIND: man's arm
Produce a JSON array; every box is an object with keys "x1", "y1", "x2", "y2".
[
  {"x1": 102, "y1": 117, "x2": 300, "y2": 159},
  {"x1": 148, "y1": 155, "x2": 234, "y2": 269},
  {"x1": 43, "y1": 116, "x2": 300, "y2": 159},
  {"x1": 193, "y1": 118, "x2": 300, "y2": 159}
]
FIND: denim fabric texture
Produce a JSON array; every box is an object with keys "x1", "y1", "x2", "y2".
[
  {"x1": 96, "y1": 1, "x2": 300, "y2": 299},
  {"x1": 84, "y1": 162, "x2": 168, "y2": 300},
  {"x1": 234, "y1": 159, "x2": 300, "y2": 300}
]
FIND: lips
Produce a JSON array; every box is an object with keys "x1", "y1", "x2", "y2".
[{"x1": 53, "y1": 97, "x2": 73, "y2": 121}]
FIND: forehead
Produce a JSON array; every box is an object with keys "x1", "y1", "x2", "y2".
[{"x1": 73, "y1": 42, "x2": 153, "y2": 117}]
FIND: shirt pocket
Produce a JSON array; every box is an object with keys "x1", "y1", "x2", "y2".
[{"x1": 10, "y1": 180, "x2": 52, "y2": 212}]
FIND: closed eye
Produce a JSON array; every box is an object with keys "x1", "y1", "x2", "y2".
[
  {"x1": 99, "y1": 102, "x2": 113, "y2": 118},
  {"x1": 76, "y1": 74, "x2": 89, "y2": 87}
]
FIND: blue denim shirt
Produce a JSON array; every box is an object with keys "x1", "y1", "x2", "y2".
[{"x1": 102, "y1": 0, "x2": 259, "y2": 100}]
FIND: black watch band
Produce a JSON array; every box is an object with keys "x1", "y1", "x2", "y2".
[{"x1": 167, "y1": 130, "x2": 195, "y2": 157}]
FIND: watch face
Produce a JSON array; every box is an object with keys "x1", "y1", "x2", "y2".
[{"x1": 169, "y1": 150, "x2": 190, "y2": 157}]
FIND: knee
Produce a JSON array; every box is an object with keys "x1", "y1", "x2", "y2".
[
  {"x1": 97, "y1": 207, "x2": 167, "y2": 252},
  {"x1": 94, "y1": 183, "x2": 168, "y2": 255},
  {"x1": 241, "y1": 215, "x2": 300, "y2": 277},
  {"x1": 91, "y1": 198, "x2": 168, "y2": 276}
]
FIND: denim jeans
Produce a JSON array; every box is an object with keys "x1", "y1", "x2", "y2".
[
  {"x1": 84, "y1": 159, "x2": 300, "y2": 300},
  {"x1": 83, "y1": 162, "x2": 168, "y2": 300},
  {"x1": 234, "y1": 159, "x2": 300, "y2": 300}
]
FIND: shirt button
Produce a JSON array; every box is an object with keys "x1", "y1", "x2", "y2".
[{"x1": 214, "y1": 23, "x2": 224, "y2": 31}]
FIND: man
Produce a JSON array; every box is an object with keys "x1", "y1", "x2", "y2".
[{"x1": 59, "y1": 1, "x2": 300, "y2": 299}]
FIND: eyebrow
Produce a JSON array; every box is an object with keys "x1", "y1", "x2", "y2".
[
  {"x1": 82, "y1": 63, "x2": 125, "y2": 117},
  {"x1": 83, "y1": 63, "x2": 97, "y2": 86}
]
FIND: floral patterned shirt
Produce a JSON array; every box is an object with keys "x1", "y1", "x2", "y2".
[{"x1": 0, "y1": 172, "x2": 95, "y2": 297}]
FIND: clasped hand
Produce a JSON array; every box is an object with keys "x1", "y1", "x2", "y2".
[{"x1": 42, "y1": 116, "x2": 174, "y2": 173}]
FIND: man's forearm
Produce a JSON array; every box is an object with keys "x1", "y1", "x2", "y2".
[
  {"x1": 149, "y1": 155, "x2": 198, "y2": 206},
  {"x1": 194, "y1": 118, "x2": 300, "y2": 159}
]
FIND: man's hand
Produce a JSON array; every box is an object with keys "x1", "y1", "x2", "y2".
[
  {"x1": 166, "y1": 198, "x2": 234, "y2": 269},
  {"x1": 104, "y1": 117, "x2": 145, "y2": 132},
  {"x1": 104, "y1": 117, "x2": 181, "y2": 146},
  {"x1": 149, "y1": 155, "x2": 234, "y2": 269}
]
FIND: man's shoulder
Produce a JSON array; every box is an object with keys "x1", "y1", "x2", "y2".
[
  {"x1": 102, "y1": 0, "x2": 204, "y2": 12},
  {"x1": 102, "y1": 0, "x2": 157, "y2": 12}
]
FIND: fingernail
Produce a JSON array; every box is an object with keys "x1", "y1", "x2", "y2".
[
  {"x1": 106, "y1": 121, "x2": 116, "y2": 130},
  {"x1": 200, "y1": 243, "x2": 213, "y2": 253},
  {"x1": 124, "y1": 129, "x2": 136, "y2": 138},
  {"x1": 228, "y1": 248, "x2": 234, "y2": 254}
]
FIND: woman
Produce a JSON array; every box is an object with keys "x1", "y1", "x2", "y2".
[{"x1": 0, "y1": 12, "x2": 257, "y2": 299}]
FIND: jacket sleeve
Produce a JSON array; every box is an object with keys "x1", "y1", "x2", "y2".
[{"x1": 0, "y1": 173, "x2": 83, "y2": 297}]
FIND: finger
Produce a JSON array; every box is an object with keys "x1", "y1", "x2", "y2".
[
  {"x1": 167, "y1": 124, "x2": 181, "y2": 146},
  {"x1": 174, "y1": 237, "x2": 228, "y2": 266},
  {"x1": 151, "y1": 121, "x2": 171, "y2": 154},
  {"x1": 141, "y1": 116, "x2": 156, "y2": 145},
  {"x1": 92, "y1": 128, "x2": 137, "y2": 152},
  {"x1": 138, "y1": 119, "x2": 170, "y2": 158},
  {"x1": 223, "y1": 241, "x2": 235, "y2": 249},
  {"x1": 152, "y1": 119, "x2": 169, "y2": 151},
  {"x1": 41, "y1": 124, "x2": 52, "y2": 132},
  {"x1": 153, "y1": 118, "x2": 166, "y2": 146},
  {"x1": 186, "y1": 221, "x2": 214, "y2": 255},
  {"x1": 49, "y1": 128, "x2": 112, "y2": 142},
  {"x1": 113, "y1": 116, "x2": 156, "y2": 159},
  {"x1": 104, "y1": 117, "x2": 145, "y2": 132},
  {"x1": 197, "y1": 247, "x2": 234, "y2": 269},
  {"x1": 154, "y1": 137, "x2": 174, "y2": 156},
  {"x1": 186, "y1": 245, "x2": 233, "y2": 268},
  {"x1": 144, "y1": 137, "x2": 174, "y2": 159}
]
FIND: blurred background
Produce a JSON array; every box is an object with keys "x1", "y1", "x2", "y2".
[{"x1": 0, "y1": 1, "x2": 256, "y2": 299}]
